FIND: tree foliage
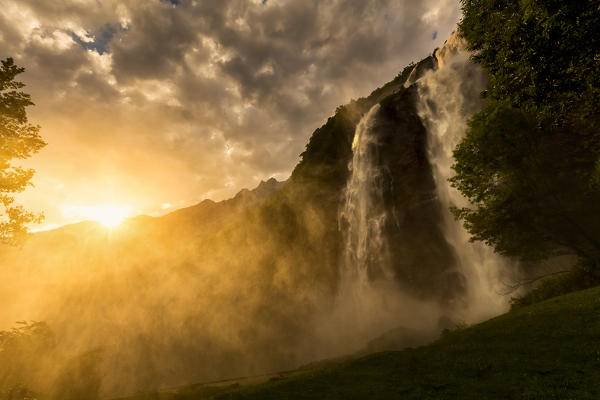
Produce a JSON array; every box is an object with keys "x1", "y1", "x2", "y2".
[
  {"x1": 0, "y1": 321, "x2": 54, "y2": 399},
  {"x1": 0, "y1": 321, "x2": 102, "y2": 400},
  {"x1": 453, "y1": 1, "x2": 600, "y2": 264},
  {"x1": 0, "y1": 57, "x2": 46, "y2": 244}
]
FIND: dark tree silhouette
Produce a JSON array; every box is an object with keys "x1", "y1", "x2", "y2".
[
  {"x1": 453, "y1": 1, "x2": 600, "y2": 266},
  {"x1": 0, "y1": 57, "x2": 46, "y2": 244}
]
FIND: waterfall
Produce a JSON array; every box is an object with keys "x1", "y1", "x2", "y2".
[
  {"x1": 340, "y1": 104, "x2": 392, "y2": 284},
  {"x1": 332, "y1": 104, "x2": 399, "y2": 351},
  {"x1": 315, "y1": 103, "x2": 441, "y2": 358},
  {"x1": 416, "y1": 34, "x2": 509, "y2": 321}
]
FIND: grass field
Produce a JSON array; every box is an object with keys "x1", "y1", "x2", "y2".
[{"x1": 119, "y1": 286, "x2": 600, "y2": 399}]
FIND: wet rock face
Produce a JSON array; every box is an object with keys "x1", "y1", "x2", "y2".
[
  {"x1": 405, "y1": 55, "x2": 437, "y2": 86},
  {"x1": 364, "y1": 85, "x2": 464, "y2": 301},
  {"x1": 434, "y1": 31, "x2": 467, "y2": 68}
]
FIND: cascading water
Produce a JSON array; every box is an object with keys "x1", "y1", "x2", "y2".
[
  {"x1": 332, "y1": 104, "x2": 400, "y2": 351},
  {"x1": 316, "y1": 103, "x2": 442, "y2": 358},
  {"x1": 340, "y1": 104, "x2": 392, "y2": 284},
  {"x1": 416, "y1": 34, "x2": 509, "y2": 321}
]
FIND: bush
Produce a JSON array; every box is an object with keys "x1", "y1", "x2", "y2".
[{"x1": 511, "y1": 261, "x2": 600, "y2": 308}]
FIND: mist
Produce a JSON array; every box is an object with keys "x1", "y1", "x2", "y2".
[{"x1": 0, "y1": 35, "x2": 522, "y2": 400}]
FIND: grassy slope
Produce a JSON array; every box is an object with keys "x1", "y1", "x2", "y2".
[{"x1": 122, "y1": 286, "x2": 600, "y2": 400}]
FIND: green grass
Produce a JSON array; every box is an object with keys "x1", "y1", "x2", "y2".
[{"x1": 121, "y1": 286, "x2": 600, "y2": 400}]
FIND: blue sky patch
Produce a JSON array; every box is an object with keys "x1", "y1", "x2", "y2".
[{"x1": 71, "y1": 24, "x2": 118, "y2": 55}]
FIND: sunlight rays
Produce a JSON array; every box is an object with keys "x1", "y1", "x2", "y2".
[{"x1": 61, "y1": 204, "x2": 132, "y2": 227}]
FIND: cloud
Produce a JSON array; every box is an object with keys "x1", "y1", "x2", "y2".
[{"x1": 0, "y1": 0, "x2": 461, "y2": 227}]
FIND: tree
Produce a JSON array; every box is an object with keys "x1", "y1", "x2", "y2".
[
  {"x1": 453, "y1": 1, "x2": 600, "y2": 265},
  {"x1": 0, "y1": 321, "x2": 55, "y2": 399},
  {"x1": 0, "y1": 57, "x2": 46, "y2": 244},
  {"x1": 0, "y1": 321, "x2": 103, "y2": 400}
]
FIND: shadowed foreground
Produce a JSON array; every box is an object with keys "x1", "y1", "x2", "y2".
[{"x1": 118, "y1": 286, "x2": 600, "y2": 399}]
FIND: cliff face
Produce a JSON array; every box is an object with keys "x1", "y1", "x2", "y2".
[
  {"x1": 375, "y1": 86, "x2": 461, "y2": 300},
  {"x1": 281, "y1": 53, "x2": 461, "y2": 302}
]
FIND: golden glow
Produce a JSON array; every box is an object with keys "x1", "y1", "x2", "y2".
[{"x1": 62, "y1": 204, "x2": 132, "y2": 227}]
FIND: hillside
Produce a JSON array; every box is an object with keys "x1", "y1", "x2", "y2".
[{"x1": 120, "y1": 285, "x2": 600, "y2": 399}]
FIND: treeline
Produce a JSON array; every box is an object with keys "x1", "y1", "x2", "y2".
[
  {"x1": 453, "y1": 1, "x2": 600, "y2": 276},
  {"x1": 0, "y1": 322, "x2": 102, "y2": 400}
]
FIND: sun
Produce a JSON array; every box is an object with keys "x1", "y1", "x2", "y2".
[
  {"x1": 63, "y1": 204, "x2": 132, "y2": 228},
  {"x1": 89, "y1": 205, "x2": 131, "y2": 227}
]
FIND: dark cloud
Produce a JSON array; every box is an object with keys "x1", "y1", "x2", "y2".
[{"x1": 0, "y1": 0, "x2": 461, "y2": 227}]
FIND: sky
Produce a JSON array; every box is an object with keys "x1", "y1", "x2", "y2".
[{"x1": 0, "y1": 0, "x2": 461, "y2": 229}]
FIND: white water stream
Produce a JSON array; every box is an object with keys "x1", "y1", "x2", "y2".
[
  {"x1": 340, "y1": 104, "x2": 392, "y2": 286},
  {"x1": 416, "y1": 34, "x2": 508, "y2": 321}
]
